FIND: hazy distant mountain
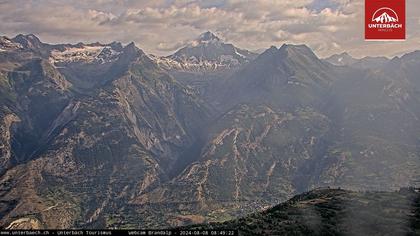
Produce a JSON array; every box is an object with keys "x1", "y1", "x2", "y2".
[
  {"x1": 1, "y1": 34, "x2": 420, "y2": 230},
  {"x1": 324, "y1": 52, "x2": 358, "y2": 66},
  {"x1": 196, "y1": 44, "x2": 335, "y2": 113},
  {"x1": 12, "y1": 34, "x2": 44, "y2": 50},
  {"x1": 324, "y1": 52, "x2": 389, "y2": 69}
]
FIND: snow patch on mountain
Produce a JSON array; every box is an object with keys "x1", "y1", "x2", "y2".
[
  {"x1": 49, "y1": 45, "x2": 122, "y2": 65},
  {"x1": 0, "y1": 37, "x2": 23, "y2": 52},
  {"x1": 151, "y1": 55, "x2": 241, "y2": 72}
]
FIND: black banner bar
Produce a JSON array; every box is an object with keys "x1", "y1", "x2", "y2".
[{"x1": 0, "y1": 230, "x2": 238, "y2": 236}]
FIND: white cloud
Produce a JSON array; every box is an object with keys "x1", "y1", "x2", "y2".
[{"x1": 0, "y1": 0, "x2": 419, "y2": 57}]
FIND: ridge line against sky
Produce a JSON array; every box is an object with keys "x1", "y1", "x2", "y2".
[{"x1": 0, "y1": 0, "x2": 419, "y2": 57}]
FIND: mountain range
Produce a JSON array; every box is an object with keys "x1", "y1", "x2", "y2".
[{"x1": 1, "y1": 32, "x2": 420, "y2": 230}]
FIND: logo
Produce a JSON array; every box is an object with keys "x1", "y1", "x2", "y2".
[
  {"x1": 365, "y1": 0, "x2": 405, "y2": 40},
  {"x1": 372, "y1": 8, "x2": 398, "y2": 23}
]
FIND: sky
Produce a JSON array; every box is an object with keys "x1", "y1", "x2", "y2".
[{"x1": 0, "y1": 0, "x2": 419, "y2": 58}]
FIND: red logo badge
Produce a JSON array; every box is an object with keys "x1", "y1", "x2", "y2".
[{"x1": 365, "y1": 0, "x2": 406, "y2": 40}]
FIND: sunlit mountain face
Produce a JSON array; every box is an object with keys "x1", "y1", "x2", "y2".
[{"x1": 0, "y1": 33, "x2": 420, "y2": 234}]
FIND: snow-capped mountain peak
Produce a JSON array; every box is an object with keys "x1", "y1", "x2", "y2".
[
  {"x1": 188, "y1": 31, "x2": 222, "y2": 47},
  {"x1": 12, "y1": 34, "x2": 43, "y2": 49},
  {"x1": 198, "y1": 31, "x2": 221, "y2": 42},
  {"x1": 154, "y1": 31, "x2": 257, "y2": 73}
]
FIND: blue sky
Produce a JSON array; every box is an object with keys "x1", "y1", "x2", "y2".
[{"x1": 309, "y1": 0, "x2": 340, "y2": 11}]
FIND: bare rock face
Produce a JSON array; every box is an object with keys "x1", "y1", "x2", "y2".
[
  {"x1": 6, "y1": 217, "x2": 43, "y2": 229},
  {"x1": 0, "y1": 113, "x2": 20, "y2": 173}
]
